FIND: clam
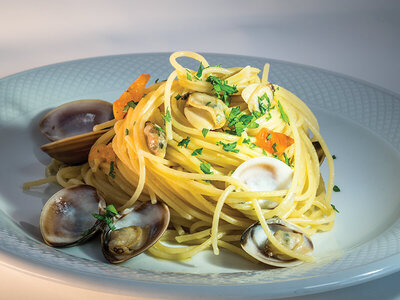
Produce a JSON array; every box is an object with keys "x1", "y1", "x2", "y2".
[
  {"x1": 39, "y1": 99, "x2": 114, "y2": 164},
  {"x1": 312, "y1": 141, "x2": 325, "y2": 165},
  {"x1": 184, "y1": 92, "x2": 228, "y2": 130},
  {"x1": 40, "y1": 184, "x2": 106, "y2": 247},
  {"x1": 144, "y1": 121, "x2": 167, "y2": 158},
  {"x1": 232, "y1": 156, "x2": 293, "y2": 208},
  {"x1": 101, "y1": 201, "x2": 170, "y2": 264},
  {"x1": 241, "y1": 217, "x2": 313, "y2": 267},
  {"x1": 241, "y1": 83, "x2": 275, "y2": 113}
]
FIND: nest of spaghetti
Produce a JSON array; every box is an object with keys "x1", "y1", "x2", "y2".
[{"x1": 25, "y1": 51, "x2": 336, "y2": 267}]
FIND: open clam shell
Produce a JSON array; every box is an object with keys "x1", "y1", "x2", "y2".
[
  {"x1": 241, "y1": 217, "x2": 313, "y2": 267},
  {"x1": 40, "y1": 184, "x2": 106, "y2": 247},
  {"x1": 101, "y1": 201, "x2": 170, "y2": 264}
]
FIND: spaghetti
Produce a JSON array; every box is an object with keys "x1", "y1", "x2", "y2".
[{"x1": 25, "y1": 51, "x2": 335, "y2": 264}]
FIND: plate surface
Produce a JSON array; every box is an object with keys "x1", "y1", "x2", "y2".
[{"x1": 0, "y1": 53, "x2": 399, "y2": 299}]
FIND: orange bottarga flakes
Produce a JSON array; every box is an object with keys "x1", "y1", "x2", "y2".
[
  {"x1": 113, "y1": 74, "x2": 150, "y2": 120},
  {"x1": 256, "y1": 128, "x2": 294, "y2": 155}
]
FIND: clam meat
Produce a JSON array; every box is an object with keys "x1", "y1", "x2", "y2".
[
  {"x1": 184, "y1": 92, "x2": 228, "y2": 130},
  {"x1": 101, "y1": 201, "x2": 170, "y2": 263},
  {"x1": 241, "y1": 217, "x2": 313, "y2": 267}
]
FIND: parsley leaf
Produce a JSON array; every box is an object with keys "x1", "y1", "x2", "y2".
[
  {"x1": 242, "y1": 138, "x2": 251, "y2": 144},
  {"x1": 206, "y1": 75, "x2": 238, "y2": 106},
  {"x1": 227, "y1": 107, "x2": 242, "y2": 127},
  {"x1": 200, "y1": 162, "x2": 213, "y2": 174},
  {"x1": 331, "y1": 204, "x2": 340, "y2": 213},
  {"x1": 234, "y1": 122, "x2": 246, "y2": 136},
  {"x1": 331, "y1": 204, "x2": 339, "y2": 213},
  {"x1": 333, "y1": 185, "x2": 341, "y2": 192},
  {"x1": 155, "y1": 126, "x2": 165, "y2": 136},
  {"x1": 92, "y1": 204, "x2": 118, "y2": 231},
  {"x1": 332, "y1": 155, "x2": 337, "y2": 159},
  {"x1": 122, "y1": 101, "x2": 137, "y2": 113},
  {"x1": 175, "y1": 94, "x2": 181, "y2": 100},
  {"x1": 249, "y1": 143, "x2": 257, "y2": 149},
  {"x1": 125, "y1": 129, "x2": 129, "y2": 135},
  {"x1": 272, "y1": 143, "x2": 278, "y2": 153},
  {"x1": 247, "y1": 121, "x2": 259, "y2": 128},
  {"x1": 186, "y1": 71, "x2": 192, "y2": 81},
  {"x1": 162, "y1": 108, "x2": 172, "y2": 123},
  {"x1": 202, "y1": 128, "x2": 209, "y2": 138},
  {"x1": 196, "y1": 63, "x2": 204, "y2": 79},
  {"x1": 191, "y1": 148, "x2": 203, "y2": 156},
  {"x1": 278, "y1": 101, "x2": 290, "y2": 125},
  {"x1": 108, "y1": 161, "x2": 116, "y2": 178},
  {"x1": 217, "y1": 141, "x2": 239, "y2": 153},
  {"x1": 283, "y1": 153, "x2": 294, "y2": 167},
  {"x1": 177, "y1": 136, "x2": 191, "y2": 148}
]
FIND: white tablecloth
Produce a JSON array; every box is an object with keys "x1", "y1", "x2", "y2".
[{"x1": 1, "y1": 0, "x2": 399, "y2": 299}]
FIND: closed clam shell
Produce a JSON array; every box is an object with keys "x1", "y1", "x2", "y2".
[{"x1": 39, "y1": 99, "x2": 113, "y2": 141}]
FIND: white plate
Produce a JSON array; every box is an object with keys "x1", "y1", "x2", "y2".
[{"x1": 0, "y1": 53, "x2": 399, "y2": 299}]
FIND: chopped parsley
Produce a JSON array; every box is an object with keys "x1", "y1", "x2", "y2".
[
  {"x1": 278, "y1": 101, "x2": 290, "y2": 125},
  {"x1": 262, "y1": 149, "x2": 268, "y2": 156},
  {"x1": 200, "y1": 162, "x2": 213, "y2": 174},
  {"x1": 227, "y1": 107, "x2": 242, "y2": 127},
  {"x1": 175, "y1": 94, "x2": 181, "y2": 100},
  {"x1": 177, "y1": 136, "x2": 191, "y2": 148},
  {"x1": 283, "y1": 153, "x2": 294, "y2": 167},
  {"x1": 333, "y1": 185, "x2": 341, "y2": 192},
  {"x1": 191, "y1": 148, "x2": 203, "y2": 156},
  {"x1": 195, "y1": 63, "x2": 204, "y2": 79},
  {"x1": 122, "y1": 101, "x2": 137, "y2": 113},
  {"x1": 258, "y1": 93, "x2": 273, "y2": 120},
  {"x1": 206, "y1": 75, "x2": 238, "y2": 106},
  {"x1": 155, "y1": 78, "x2": 159, "y2": 83},
  {"x1": 242, "y1": 138, "x2": 251, "y2": 144},
  {"x1": 226, "y1": 106, "x2": 260, "y2": 136},
  {"x1": 186, "y1": 71, "x2": 192, "y2": 81},
  {"x1": 92, "y1": 204, "x2": 118, "y2": 231},
  {"x1": 217, "y1": 141, "x2": 239, "y2": 153},
  {"x1": 108, "y1": 161, "x2": 116, "y2": 178},
  {"x1": 155, "y1": 126, "x2": 165, "y2": 136},
  {"x1": 332, "y1": 155, "x2": 337, "y2": 159},
  {"x1": 125, "y1": 128, "x2": 129, "y2": 135},
  {"x1": 266, "y1": 133, "x2": 272, "y2": 140},
  {"x1": 233, "y1": 122, "x2": 246, "y2": 136},
  {"x1": 162, "y1": 108, "x2": 172, "y2": 123},
  {"x1": 249, "y1": 143, "x2": 257, "y2": 149},
  {"x1": 331, "y1": 204, "x2": 340, "y2": 213},
  {"x1": 142, "y1": 93, "x2": 147, "y2": 98},
  {"x1": 202, "y1": 128, "x2": 209, "y2": 138},
  {"x1": 272, "y1": 143, "x2": 278, "y2": 153},
  {"x1": 247, "y1": 121, "x2": 259, "y2": 128}
]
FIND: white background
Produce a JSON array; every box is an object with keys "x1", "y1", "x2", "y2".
[{"x1": 1, "y1": 0, "x2": 399, "y2": 299}]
